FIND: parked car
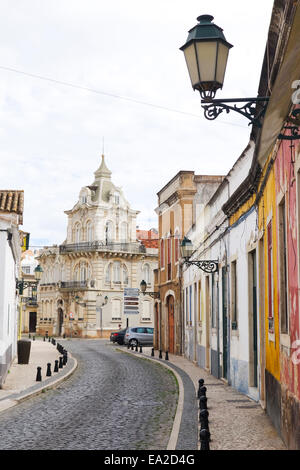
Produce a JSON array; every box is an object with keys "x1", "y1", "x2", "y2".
[
  {"x1": 110, "y1": 328, "x2": 127, "y2": 345},
  {"x1": 124, "y1": 327, "x2": 154, "y2": 347}
]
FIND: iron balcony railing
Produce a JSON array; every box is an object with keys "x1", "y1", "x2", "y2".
[
  {"x1": 59, "y1": 241, "x2": 146, "y2": 254},
  {"x1": 60, "y1": 280, "x2": 88, "y2": 289}
]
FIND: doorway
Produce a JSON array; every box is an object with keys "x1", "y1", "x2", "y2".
[
  {"x1": 249, "y1": 249, "x2": 258, "y2": 388},
  {"x1": 58, "y1": 308, "x2": 64, "y2": 336},
  {"x1": 167, "y1": 295, "x2": 175, "y2": 354},
  {"x1": 222, "y1": 266, "x2": 228, "y2": 379},
  {"x1": 29, "y1": 312, "x2": 37, "y2": 333}
]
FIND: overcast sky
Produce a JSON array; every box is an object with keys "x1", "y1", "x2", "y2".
[{"x1": 0, "y1": 0, "x2": 274, "y2": 247}]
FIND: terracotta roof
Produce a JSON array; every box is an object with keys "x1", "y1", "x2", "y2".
[{"x1": 0, "y1": 190, "x2": 24, "y2": 215}]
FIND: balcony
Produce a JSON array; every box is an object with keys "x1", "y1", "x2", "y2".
[
  {"x1": 60, "y1": 280, "x2": 88, "y2": 291},
  {"x1": 59, "y1": 241, "x2": 146, "y2": 255}
]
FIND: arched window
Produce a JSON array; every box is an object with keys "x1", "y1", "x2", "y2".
[
  {"x1": 75, "y1": 223, "x2": 81, "y2": 243},
  {"x1": 123, "y1": 265, "x2": 129, "y2": 285},
  {"x1": 113, "y1": 261, "x2": 121, "y2": 283},
  {"x1": 120, "y1": 222, "x2": 128, "y2": 243},
  {"x1": 74, "y1": 261, "x2": 91, "y2": 282},
  {"x1": 86, "y1": 221, "x2": 93, "y2": 242},
  {"x1": 142, "y1": 264, "x2": 151, "y2": 284},
  {"x1": 106, "y1": 221, "x2": 114, "y2": 244}
]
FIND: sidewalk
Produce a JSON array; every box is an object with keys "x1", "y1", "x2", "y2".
[
  {"x1": 0, "y1": 337, "x2": 77, "y2": 413},
  {"x1": 128, "y1": 346, "x2": 286, "y2": 450}
]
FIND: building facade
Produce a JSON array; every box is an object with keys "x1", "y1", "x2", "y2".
[
  {"x1": 20, "y1": 250, "x2": 39, "y2": 334},
  {"x1": 36, "y1": 155, "x2": 158, "y2": 339},
  {"x1": 0, "y1": 190, "x2": 24, "y2": 387}
]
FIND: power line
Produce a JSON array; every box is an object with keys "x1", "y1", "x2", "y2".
[{"x1": 0, "y1": 65, "x2": 247, "y2": 129}]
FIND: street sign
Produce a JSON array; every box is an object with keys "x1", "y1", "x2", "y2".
[{"x1": 124, "y1": 288, "x2": 139, "y2": 315}]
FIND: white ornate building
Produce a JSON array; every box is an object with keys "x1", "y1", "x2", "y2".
[{"x1": 36, "y1": 155, "x2": 158, "y2": 338}]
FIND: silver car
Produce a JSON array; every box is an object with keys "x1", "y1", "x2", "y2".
[{"x1": 124, "y1": 327, "x2": 154, "y2": 347}]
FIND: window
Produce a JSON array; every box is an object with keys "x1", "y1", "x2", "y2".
[
  {"x1": 75, "y1": 224, "x2": 81, "y2": 243},
  {"x1": 279, "y1": 198, "x2": 289, "y2": 334},
  {"x1": 120, "y1": 222, "x2": 127, "y2": 242},
  {"x1": 174, "y1": 232, "x2": 180, "y2": 263},
  {"x1": 142, "y1": 264, "x2": 151, "y2": 284},
  {"x1": 231, "y1": 260, "x2": 238, "y2": 329},
  {"x1": 142, "y1": 300, "x2": 151, "y2": 321},
  {"x1": 113, "y1": 261, "x2": 121, "y2": 283},
  {"x1": 22, "y1": 266, "x2": 31, "y2": 274},
  {"x1": 86, "y1": 221, "x2": 93, "y2": 242},
  {"x1": 112, "y1": 299, "x2": 122, "y2": 321},
  {"x1": 74, "y1": 261, "x2": 91, "y2": 282},
  {"x1": 106, "y1": 221, "x2": 114, "y2": 243},
  {"x1": 267, "y1": 221, "x2": 274, "y2": 331},
  {"x1": 160, "y1": 239, "x2": 165, "y2": 268},
  {"x1": 114, "y1": 194, "x2": 120, "y2": 205},
  {"x1": 167, "y1": 237, "x2": 172, "y2": 280}
]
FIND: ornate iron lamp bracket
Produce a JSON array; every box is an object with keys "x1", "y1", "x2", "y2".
[
  {"x1": 183, "y1": 259, "x2": 219, "y2": 273},
  {"x1": 141, "y1": 291, "x2": 160, "y2": 299},
  {"x1": 201, "y1": 97, "x2": 270, "y2": 128}
]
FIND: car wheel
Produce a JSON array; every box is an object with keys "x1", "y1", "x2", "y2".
[{"x1": 129, "y1": 339, "x2": 138, "y2": 347}]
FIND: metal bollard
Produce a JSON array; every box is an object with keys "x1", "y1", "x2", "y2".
[
  {"x1": 159, "y1": 350, "x2": 162, "y2": 359},
  {"x1": 135, "y1": 344, "x2": 138, "y2": 352},
  {"x1": 197, "y1": 378, "x2": 205, "y2": 398},
  {"x1": 139, "y1": 345, "x2": 142, "y2": 353},
  {"x1": 199, "y1": 409, "x2": 209, "y2": 428},
  {"x1": 63, "y1": 354, "x2": 67, "y2": 365},
  {"x1": 54, "y1": 360, "x2": 59, "y2": 373},
  {"x1": 131, "y1": 344, "x2": 134, "y2": 351},
  {"x1": 199, "y1": 395, "x2": 208, "y2": 410},
  {"x1": 200, "y1": 429, "x2": 210, "y2": 450},
  {"x1": 165, "y1": 351, "x2": 169, "y2": 361},
  {"x1": 151, "y1": 348, "x2": 154, "y2": 357},
  {"x1": 46, "y1": 363, "x2": 52, "y2": 377},
  {"x1": 199, "y1": 386, "x2": 207, "y2": 397},
  {"x1": 36, "y1": 366, "x2": 42, "y2": 382},
  {"x1": 33, "y1": 336, "x2": 35, "y2": 341},
  {"x1": 43, "y1": 336, "x2": 45, "y2": 342},
  {"x1": 127, "y1": 342, "x2": 130, "y2": 349},
  {"x1": 59, "y1": 357, "x2": 63, "y2": 368},
  {"x1": 48, "y1": 337, "x2": 51, "y2": 342}
]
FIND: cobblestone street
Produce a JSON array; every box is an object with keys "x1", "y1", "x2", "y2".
[{"x1": 0, "y1": 340, "x2": 178, "y2": 450}]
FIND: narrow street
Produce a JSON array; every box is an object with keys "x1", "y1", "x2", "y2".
[{"x1": 0, "y1": 340, "x2": 178, "y2": 450}]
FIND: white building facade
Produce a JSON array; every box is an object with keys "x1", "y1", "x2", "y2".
[
  {"x1": 37, "y1": 155, "x2": 158, "y2": 338},
  {"x1": 0, "y1": 190, "x2": 24, "y2": 387}
]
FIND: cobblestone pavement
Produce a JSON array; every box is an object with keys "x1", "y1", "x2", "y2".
[{"x1": 0, "y1": 340, "x2": 178, "y2": 450}]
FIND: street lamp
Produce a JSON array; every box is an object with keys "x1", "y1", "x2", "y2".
[
  {"x1": 180, "y1": 14, "x2": 300, "y2": 139},
  {"x1": 140, "y1": 280, "x2": 160, "y2": 299},
  {"x1": 17, "y1": 264, "x2": 43, "y2": 294},
  {"x1": 180, "y1": 236, "x2": 218, "y2": 273},
  {"x1": 96, "y1": 294, "x2": 108, "y2": 337}
]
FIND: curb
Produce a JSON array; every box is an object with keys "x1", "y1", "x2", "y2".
[
  {"x1": 116, "y1": 347, "x2": 184, "y2": 451},
  {"x1": 0, "y1": 354, "x2": 78, "y2": 414}
]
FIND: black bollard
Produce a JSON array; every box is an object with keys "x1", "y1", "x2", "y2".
[
  {"x1": 43, "y1": 336, "x2": 45, "y2": 342},
  {"x1": 63, "y1": 354, "x2": 67, "y2": 365},
  {"x1": 139, "y1": 345, "x2": 142, "y2": 353},
  {"x1": 200, "y1": 429, "x2": 210, "y2": 450},
  {"x1": 135, "y1": 344, "x2": 138, "y2": 352},
  {"x1": 33, "y1": 336, "x2": 35, "y2": 341},
  {"x1": 54, "y1": 360, "x2": 59, "y2": 372},
  {"x1": 131, "y1": 344, "x2": 134, "y2": 351},
  {"x1": 199, "y1": 395, "x2": 208, "y2": 410},
  {"x1": 48, "y1": 337, "x2": 51, "y2": 342},
  {"x1": 199, "y1": 409, "x2": 209, "y2": 428},
  {"x1": 59, "y1": 356, "x2": 63, "y2": 368},
  {"x1": 165, "y1": 351, "x2": 169, "y2": 361},
  {"x1": 46, "y1": 363, "x2": 52, "y2": 377},
  {"x1": 197, "y1": 378, "x2": 205, "y2": 398},
  {"x1": 127, "y1": 342, "x2": 130, "y2": 349},
  {"x1": 36, "y1": 366, "x2": 42, "y2": 382},
  {"x1": 151, "y1": 348, "x2": 154, "y2": 357},
  {"x1": 159, "y1": 350, "x2": 162, "y2": 359},
  {"x1": 199, "y1": 386, "x2": 207, "y2": 398}
]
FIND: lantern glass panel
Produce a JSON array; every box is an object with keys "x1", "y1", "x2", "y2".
[
  {"x1": 216, "y1": 41, "x2": 230, "y2": 87},
  {"x1": 195, "y1": 41, "x2": 217, "y2": 85},
  {"x1": 183, "y1": 43, "x2": 200, "y2": 88}
]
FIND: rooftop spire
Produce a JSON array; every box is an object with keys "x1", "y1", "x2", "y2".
[{"x1": 94, "y1": 154, "x2": 112, "y2": 179}]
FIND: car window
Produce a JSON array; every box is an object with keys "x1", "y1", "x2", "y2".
[
  {"x1": 146, "y1": 328, "x2": 154, "y2": 334},
  {"x1": 136, "y1": 327, "x2": 146, "y2": 334},
  {"x1": 131, "y1": 328, "x2": 137, "y2": 333}
]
